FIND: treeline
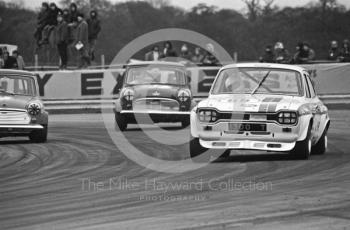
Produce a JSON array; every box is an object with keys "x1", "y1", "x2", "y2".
[{"x1": 0, "y1": 0, "x2": 350, "y2": 65}]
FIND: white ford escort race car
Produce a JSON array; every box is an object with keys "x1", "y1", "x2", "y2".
[{"x1": 190, "y1": 63, "x2": 330, "y2": 161}]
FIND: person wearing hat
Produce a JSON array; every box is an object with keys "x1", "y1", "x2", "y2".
[
  {"x1": 339, "y1": 39, "x2": 350, "y2": 62},
  {"x1": 55, "y1": 12, "x2": 69, "y2": 69},
  {"x1": 259, "y1": 45, "x2": 275, "y2": 63},
  {"x1": 274, "y1": 42, "x2": 291, "y2": 64},
  {"x1": 75, "y1": 13, "x2": 90, "y2": 68},
  {"x1": 328, "y1": 40, "x2": 340, "y2": 61},
  {"x1": 293, "y1": 42, "x2": 315, "y2": 64}
]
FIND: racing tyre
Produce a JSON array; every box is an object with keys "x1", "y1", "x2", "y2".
[
  {"x1": 29, "y1": 125, "x2": 48, "y2": 143},
  {"x1": 115, "y1": 112, "x2": 128, "y2": 131},
  {"x1": 312, "y1": 131, "x2": 328, "y2": 155},
  {"x1": 190, "y1": 135, "x2": 210, "y2": 162},
  {"x1": 291, "y1": 125, "x2": 312, "y2": 160},
  {"x1": 181, "y1": 118, "x2": 190, "y2": 128}
]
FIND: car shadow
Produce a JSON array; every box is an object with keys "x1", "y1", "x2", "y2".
[
  {"x1": 121, "y1": 126, "x2": 185, "y2": 132},
  {"x1": 0, "y1": 139, "x2": 32, "y2": 145},
  {"x1": 213, "y1": 153, "x2": 294, "y2": 163}
]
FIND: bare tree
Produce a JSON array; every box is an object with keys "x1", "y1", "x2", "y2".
[{"x1": 242, "y1": 0, "x2": 261, "y2": 21}]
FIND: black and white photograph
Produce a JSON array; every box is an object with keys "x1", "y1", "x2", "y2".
[{"x1": 0, "y1": 0, "x2": 349, "y2": 229}]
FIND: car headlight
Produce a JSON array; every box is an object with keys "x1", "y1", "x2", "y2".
[
  {"x1": 198, "y1": 109, "x2": 218, "y2": 123},
  {"x1": 122, "y1": 89, "x2": 135, "y2": 101},
  {"x1": 27, "y1": 102, "x2": 42, "y2": 116},
  {"x1": 178, "y1": 89, "x2": 191, "y2": 102},
  {"x1": 277, "y1": 112, "x2": 297, "y2": 125}
]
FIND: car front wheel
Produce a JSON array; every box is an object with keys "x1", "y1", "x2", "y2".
[
  {"x1": 29, "y1": 125, "x2": 48, "y2": 143},
  {"x1": 291, "y1": 125, "x2": 312, "y2": 160},
  {"x1": 312, "y1": 131, "x2": 328, "y2": 155},
  {"x1": 115, "y1": 112, "x2": 128, "y2": 131},
  {"x1": 190, "y1": 135, "x2": 210, "y2": 162}
]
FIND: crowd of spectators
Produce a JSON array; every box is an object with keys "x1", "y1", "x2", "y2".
[
  {"x1": 144, "y1": 42, "x2": 220, "y2": 66},
  {"x1": 0, "y1": 48, "x2": 25, "y2": 70},
  {"x1": 260, "y1": 40, "x2": 350, "y2": 64},
  {"x1": 34, "y1": 2, "x2": 101, "y2": 69}
]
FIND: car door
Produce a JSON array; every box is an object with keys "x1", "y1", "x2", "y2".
[{"x1": 304, "y1": 72, "x2": 322, "y2": 141}]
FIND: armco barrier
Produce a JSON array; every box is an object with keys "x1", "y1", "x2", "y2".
[{"x1": 35, "y1": 63, "x2": 350, "y2": 101}]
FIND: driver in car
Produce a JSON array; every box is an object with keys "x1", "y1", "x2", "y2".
[{"x1": 224, "y1": 72, "x2": 248, "y2": 93}]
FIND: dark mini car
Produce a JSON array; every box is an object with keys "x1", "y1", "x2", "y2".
[
  {"x1": 0, "y1": 69, "x2": 48, "y2": 142},
  {"x1": 114, "y1": 61, "x2": 195, "y2": 131}
]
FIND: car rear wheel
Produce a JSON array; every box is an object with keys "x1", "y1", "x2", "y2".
[
  {"x1": 190, "y1": 135, "x2": 210, "y2": 162},
  {"x1": 312, "y1": 132, "x2": 328, "y2": 155},
  {"x1": 291, "y1": 125, "x2": 312, "y2": 160},
  {"x1": 29, "y1": 125, "x2": 48, "y2": 143},
  {"x1": 115, "y1": 112, "x2": 128, "y2": 131}
]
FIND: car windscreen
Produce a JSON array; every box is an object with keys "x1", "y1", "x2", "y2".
[
  {"x1": 0, "y1": 75, "x2": 36, "y2": 96},
  {"x1": 126, "y1": 66, "x2": 186, "y2": 86},
  {"x1": 211, "y1": 67, "x2": 303, "y2": 96}
]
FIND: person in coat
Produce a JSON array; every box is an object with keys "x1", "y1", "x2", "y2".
[
  {"x1": 87, "y1": 10, "x2": 101, "y2": 61},
  {"x1": 75, "y1": 13, "x2": 90, "y2": 68},
  {"x1": 55, "y1": 13, "x2": 69, "y2": 69}
]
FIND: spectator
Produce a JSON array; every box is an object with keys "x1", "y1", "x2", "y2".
[
  {"x1": 259, "y1": 45, "x2": 275, "y2": 63},
  {"x1": 12, "y1": 50, "x2": 25, "y2": 70},
  {"x1": 3, "y1": 52, "x2": 18, "y2": 69},
  {"x1": 180, "y1": 44, "x2": 192, "y2": 61},
  {"x1": 41, "y1": 3, "x2": 61, "y2": 45},
  {"x1": 339, "y1": 39, "x2": 350, "y2": 62},
  {"x1": 202, "y1": 43, "x2": 219, "y2": 66},
  {"x1": 328, "y1": 40, "x2": 340, "y2": 61},
  {"x1": 55, "y1": 12, "x2": 69, "y2": 69},
  {"x1": 161, "y1": 41, "x2": 177, "y2": 58},
  {"x1": 145, "y1": 46, "x2": 160, "y2": 61},
  {"x1": 68, "y1": 3, "x2": 79, "y2": 45},
  {"x1": 34, "y1": 2, "x2": 50, "y2": 47},
  {"x1": 274, "y1": 42, "x2": 290, "y2": 64},
  {"x1": 191, "y1": 47, "x2": 204, "y2": 64},
  {"x1": 68, "y1": 3, "x2": 79, "y2": 24},
  {"x1": 293, "y1": 42, "x2": 315, "y2": 64},
  {"x1": 62, "y1": 8, "x2": 70, "y2": 22},
  {"x1": 87, "y1": 10, "x2": 101, "y2": 62},
  {"x1": 75, "y1": 13, "x2": 90, "y2": 68}
]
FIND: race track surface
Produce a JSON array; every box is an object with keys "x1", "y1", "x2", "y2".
[{"x1": 1, "y1": 111, "x2": 350, "y2": 230}]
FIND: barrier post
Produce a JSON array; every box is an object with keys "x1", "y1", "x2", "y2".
[
  {"x1": 101, "y1": 55, "x2": 105, "y2": 69},
  {"x1": 233, "y1": 52, "x2": 238, "y2": 63},
  {"x1": 34, "y1": 54, "x2": 38, "y2": 71}
]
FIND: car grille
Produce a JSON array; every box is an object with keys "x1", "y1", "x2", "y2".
[
  {"x1": 215, "y1": 112, "x2": 278, "y2": 123},
  {"x1": 0, "y1": 109, "x2": 31, "y2": 125},
  {"x1": 133, "y1": 98, "x2": 180, "y2": 111}
]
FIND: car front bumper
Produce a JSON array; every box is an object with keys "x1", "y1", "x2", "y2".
[
  {"x1": 0, "y1": 124, "x2": 44, "y2": 136},
  {"x1": 199, "y1": 139, "x2": 296, "y2": 152},
  {"x1": 120, "y1": 110, "x2": 190, "y2": 123}
]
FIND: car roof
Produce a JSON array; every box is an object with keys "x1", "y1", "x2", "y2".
[
  {"x1": 221, "y1": 63, "x2": 306, "y2": 72},
  {"x1": 0, "y1": 69, "x2": 35, "y2": 76},
  {"x1": 126, "y1": 61, "x2": 185, "y2": 68}
]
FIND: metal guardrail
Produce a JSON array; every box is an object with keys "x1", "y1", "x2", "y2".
[{"x1": 43, "y1": 94, "x2": 350, "y2": 113}]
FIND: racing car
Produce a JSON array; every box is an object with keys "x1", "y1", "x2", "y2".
[
  {"x1": 190, "y1": 63, "x2": 330, "y2": 161},
  {"x1": 0, "y1": 69, "x2": 48, "y2": 142},
  {"x1": 114, "y1": 61, "x2": 195, "y2": 131}
]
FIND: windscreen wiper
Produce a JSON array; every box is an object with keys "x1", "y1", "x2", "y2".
[{"x1": 250, "y1": 71, "x2": 271, "y2": 95}]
